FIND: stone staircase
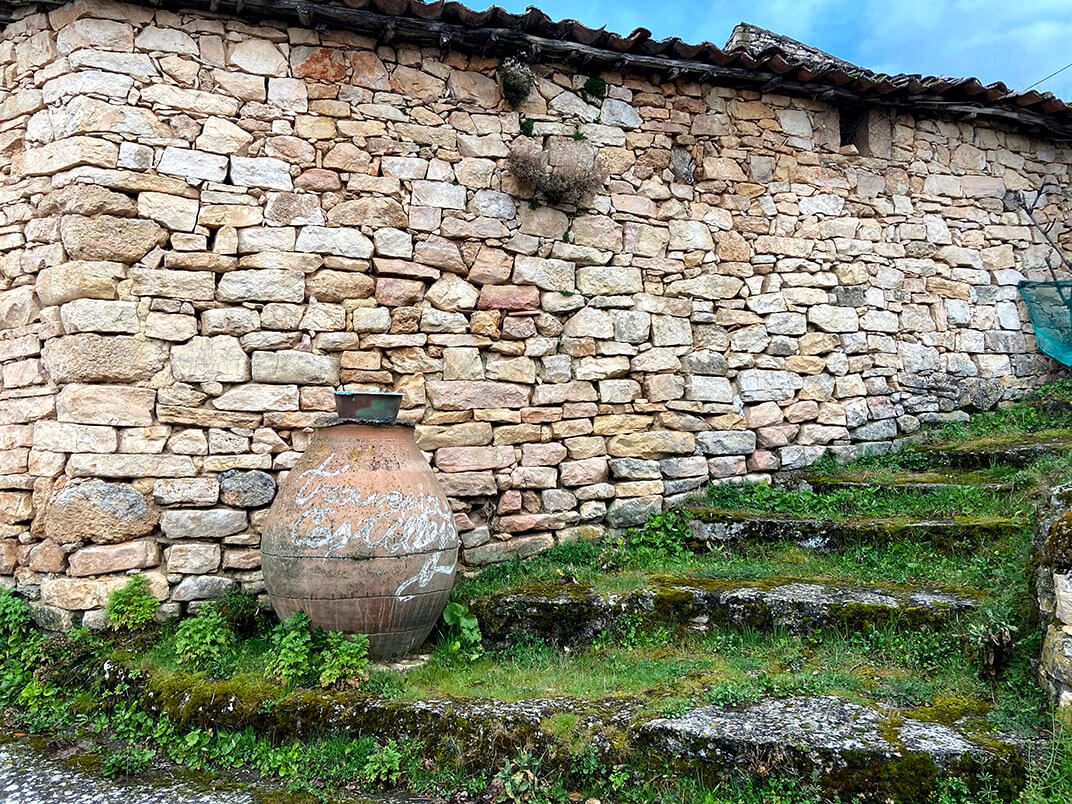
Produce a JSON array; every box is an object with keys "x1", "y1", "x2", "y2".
[{"x1": 447, "y1": 430, "x2": 1061, "y2": 802}]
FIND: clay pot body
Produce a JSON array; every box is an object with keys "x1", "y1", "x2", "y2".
[{"x1": 262, "y1": 421, "x2": 459, "y2": 658}]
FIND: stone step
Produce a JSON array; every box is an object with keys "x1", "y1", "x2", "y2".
[
  {"x1": 638, "y1": 695, "x2": 1025, "y2": 803},
  {"x1": 919, "y1": 433, "x2": 1072, "y2": 469},
  {"x1": 472, "y1": 576, "x2": 979, "y2": 647},
  {"x1": 801, "y1": 473, "x2": 1013, "y2": 495},
  {"x1": 128, "y1": 660, "x2": 1026, "y2": 803},
  {"x1": 685, "y1": 508, "x2": 1021, "y2": 550}
]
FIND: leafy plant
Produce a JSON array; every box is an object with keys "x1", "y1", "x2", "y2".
[
  {"x1": 361, "y1": 739, "x2": 406, "y2": 787},
  {"x1": 442, "y1": 601, "x2": 483, "y2": 660},
  {"x1": 499, "y1": 56, "x2": 534, "y2": 108},
  {"x1": 581, "y1": 74, "x2": 607, "y2": 98},
  {"x1": 174, "y1": 605, "x2": 233, "y2": 672},
  {"x1": 495, "y1": 751, "x2": 555, "y2": 804},
  {"x1": 102, "y1": 746, "x2": 155, "y2": 778},
  {"x1": 519, "y1": 116, "x2": 535, "y2": 137},
  {"x1": 624, "y1": 509, "x2": 693, "y2": 559},
  {"x1": 0, "y1": 587, "x2": 31, "y2": 638},
  {"x1": 319, "y1": 632, "x2": 371, "y2": 690},
  {"x1": 266, "y1": 611, "x2": 317, "y2": 687},
  {"x1": 105, "y1": 575, "x2": 159, "y2": 631}
]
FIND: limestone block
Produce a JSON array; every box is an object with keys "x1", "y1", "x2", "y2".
[
  {"x1": 60, "y1": 299, "x2": 138, "y2": 334},
  {"x1": 152, "y1": 477, "x2": 219, "y2": 506},
  {"x1": 738, "y1": 369, "x2": 804, "y2": 403},
  {"x1": 697, "y1": 430, "x2": 758, "y2": 456},
  {"x1": 66, "y1": 453, "x2": 196, "y2": 479},
  {"x1": 21, "y1": 136, "x2": 118, "y2": 175},
  {"x1": 252, "y1": 350, "x2": 338, "y2": 385},
  {"x1": 36, "y1": 261, "x2": 125, "y2": 307},
  {"x1": 600, "y1": 98, "x2": 642, "y2": 128},
  {"x1": 217, "y1": 269, "x2": 305, "y2": 303},
  {"x1": 158, "y1": 146, "x2": 229, "y2": 182},
  {"x1": 0, "y1": 287, "x2": 39, "y2": 329},
  {"x1": 228, "y1": 38, "x2": 287, "y2": 76},
  {"x1": 166, "y1": 543, "x2": 221, "y2": 574},
  {"x1": 160, "y1": 508, "x2": 248, "y2": 540},
  {"x1": 426, "y1": 381, "x2": 531, "y2": 410},
  {"x1": 351, "y1": 51, "x2": 390, "y2": 89},
  {"x1": 171, "y1": 336, "x2": 250, "y2": 383},
  {"x1": 196, "y1": 117, "x2": 254, "y2": 155},
  {"x1": 412, "y1": 180, "x2": 466, "y2": 209},
  {"x1": 435, "y1": 446, "x2": 515, "y2": 472},
  {"x1": 59, "y1": 215, "x2": 164, "y2": 262},
  {"x1": 607, "y1": 431, "x2": 694, "y2": 459},
  {"x1": 130, "y1": 267, "x2": 215, "y2": 300},
  {"x1": 307, "y1": 270, "x2": 373, "y2": 303},
  {"x1": 41, "y1": 577, "x2": 129, "y2": 610},
  {"x1": 42, "y1": 335, "x2": 167, "y2": 383},
  {"x1": 448, "y1": 69, "x2": 500, "y2": 107},
  {"x1": 33, "y1": 421, "x2": 116, "y2": 453},
  {"x1": 219, "y1": 470, "x2": 276, "y2": 508},
  {"x1": 668, "y1": 220, "x2": 714, "y2": 251},
  {"x1": 44, "y1": 480, "x2": 157, "y2": 544},
  {"x1": 291, "y1": 46, "x2": 347, "y2": 80},
  {"x1": 134, "y1": 25, "x2": 196, "y2": 54},
  {"x1": 213, "y1": 383, "x2": 299, "y2": 412},
  {"x1": 230, "y1": 156, "x2": 293, "y2": 190},
  {"x1": 295, "y1": 226, "x2": 374, "y2": 258},
  {"x1": 425, "y1": 276, "x2": 479, "y2": 310}
]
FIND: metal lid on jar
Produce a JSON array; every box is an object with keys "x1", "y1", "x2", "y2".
[{"x1": 334, "y1": 391, "x2": 404, "y2": 423}]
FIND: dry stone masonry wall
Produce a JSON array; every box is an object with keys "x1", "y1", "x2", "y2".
[{"x1": 0, "y1": 0, "x2": 1070, "y2": 623}]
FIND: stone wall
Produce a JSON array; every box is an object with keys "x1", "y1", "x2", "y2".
[
  {"x1": 0, "y1": 0, "x2": 1070, "y2": 623},
  {"x1": 1037, "y1": 483, "x2": 1072, "y2": 711}
]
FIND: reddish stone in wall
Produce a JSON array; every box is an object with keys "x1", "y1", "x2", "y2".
[{"x1": 291, "y1": 46, "x2": 347, "y2": 81}]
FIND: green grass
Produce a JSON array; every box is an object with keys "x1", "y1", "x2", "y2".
[{"x1": 698, "y1": 478, "x2": 1025, "y2": 521}]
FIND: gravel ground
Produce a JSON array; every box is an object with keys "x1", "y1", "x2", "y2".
[{"x1": 0, "y1": 741, "x2": 256, "y2": 804}]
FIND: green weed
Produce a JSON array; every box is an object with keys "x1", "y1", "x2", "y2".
[{"x1": 105, "y1": 575, "x2": 159, "y2": 631}]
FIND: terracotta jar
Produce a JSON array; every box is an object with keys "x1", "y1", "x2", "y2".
[{"x1": 262, "y1": 406, "x2": 459, "y2": 658}]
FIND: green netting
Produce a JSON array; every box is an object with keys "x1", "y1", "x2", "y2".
[{"x1": 1020, "y1": 279, "x2": 1072, "y2": 366}]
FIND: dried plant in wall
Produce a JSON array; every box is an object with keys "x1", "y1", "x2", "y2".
[
  {"x1": 507, "y1": 140, "x2": 607, "y2": 208},
  {"x1": 499, "y1": 57, "x2": 535, "y2": 108}
]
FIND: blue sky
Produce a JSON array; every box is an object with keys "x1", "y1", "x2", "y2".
[{"x1": 492, "y1": 1, "x2": 1072, "y2": 99}]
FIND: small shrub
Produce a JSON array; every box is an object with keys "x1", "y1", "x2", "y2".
[
  {"x1": 442, "y1": 601, "x2": 483, "y2": 660},
  {"x1": 266, "y1": 610, "x2": 317, "y2": 687},
  {"x1": 214, "y1": 587, "x2": 261, "y2": 636},
  {"x1": 105, "y1": 575, "x2": 159, "y2": 631},
  {"x1": 507, "y1": 141, "x2": 606, "y2": 207},
  {"x1": 970, "y1": 608, "x2": 1018, "y2": 679},
  {"x1": 519, "y1": 116, "x2": 535, "y2": 136},
  {"x1": 319, "y1": 632, "x2": 370, "y2": 690},
  {"x1": 0, "y1": 587, "x2": 31, "y2": 638},
  {"x1": 174, "y1": 605, "x2": 233, "y2": 671},
  {"x1": 499, "y1": 57, "x2": 534, "y2": 108}
]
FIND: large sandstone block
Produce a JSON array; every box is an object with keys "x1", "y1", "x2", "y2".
[
  {"x1": 44, "y1": 480, "x2": 157, "y2": 544},
  {"x1": 33, "y1": 420, "x2": 116, "y2": 453},
  {"x1": 426, "y1": 381, "x2": 531, "y2": 410},
  {"x1": 171, "y1": 336, "x2": 250, "y2": 383},
  {"x1": 130, "y1": 267, "x2": 215, "y2": 300},
  {"x1": 21, "y1": 136, "x2": 118, "y2": 175},
  {"x1": 66, "y1": 453, "x2": 196, "y2": 479},
  {"x1": 251, "y1": 350, "x2": 339, "y2": 385},
  {"x1": 41, "y1": 576, "x2": 129, "y2": 610},
  {"x1": 36, "y1": 261, "x2": 125, "y2": 306},
  {"x1": 42, "y1": 335, "x2": 167, "y2": 383},
  {"x1": 68, "y1": 539, "x2": 161, "y2": 577},
  {"x1": 59, "y1": 215, "x2": 165, "y2": 262},
  {"x1": 56, "y1": 383, "x2": 154, "y2": 428}
]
